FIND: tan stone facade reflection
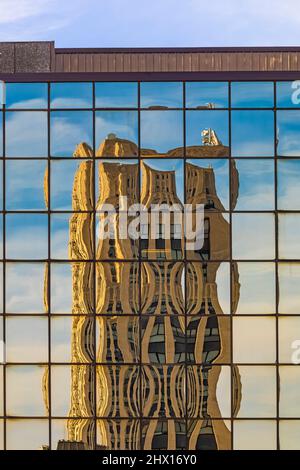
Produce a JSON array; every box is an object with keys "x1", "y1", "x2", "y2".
[{"x1": 44, "y1": 135, "x2": 241, "y2": 450}]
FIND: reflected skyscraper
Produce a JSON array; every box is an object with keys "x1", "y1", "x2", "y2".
[{"x1": 42, "y1": 133, "x2": 241, "y2": 450}]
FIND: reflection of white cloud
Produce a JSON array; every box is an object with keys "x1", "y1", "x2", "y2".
[
  {"x1": 236, "y1": 183, "x2": 274, "y2": 210},
  {"x1": 6, "y1": 365, "x2": 47, "y2": 416},
  {"x1": 96, "y1": 114, "x2": 138, "y2": 145},
  {"x1": 6, "y1": 317, "x2": 48, "y2": 362},
  {"x1": 51, "y1": 228, "x2": 69, "y2": 259},
  {"x1": 280, "y1": 367, "x2": 300, "y2": 417},
  {"x1": 6, "y1": 419, "x2": 48, "y2": 450},
  {"x1": 232, "y1": 214, "x2": 275, "y2": 260},
  {"x1": 279, "y1": 215, "x2": 300, "y2": 259},
  {"x1": 7, "y1": 98, "x2": 47, "y2": 109},
  {"x1": 6, "y1": 263, "x2": 46, "y2": 313},
  {"x1": 234, "y1": 420, "x2": 276, "y2": 450},
  {"x1": 233, "y1": 317, "x2": 276, "y2": 363},
  {"x1": 237, "y1": 366, "x2": 276, "y2": 418},
  {"x1": 279, "y1": 264, "x2": 300, "y2": 314},
  {"x1": 51, "y1": 366, "x2": 71, "y2": 416},
  {"x1": 51, "y1": 115, "x2": 92, "y2": 156},
  {"x1": 216, "y1": 366, "x2": 231, "y2": 418},
  {"x1": 51, "y1": 97, "x2": 91, "y2": 109},
  {"x1": 51, "y1": 264, "x2": 72, "y2": 313},
  {"x1": 140, "y1": 112, "x2": 182, "y2": 153},
  {"x1": 6, "y1": 111, "x2": 47, "y2": 157},
  {"x1": 236, "y1": 263, "x2": 275, "y2": 314},
  {"x1": 232, "y1": 141, "x2": 274, "y2": 157},
  {"x1": 7, "y1": 225, "x2": 48, "y2": 259}
]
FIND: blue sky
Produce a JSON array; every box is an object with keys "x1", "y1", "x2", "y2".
[{"x1": 0, "y1": 0, "x2": 300, "y2": 46}]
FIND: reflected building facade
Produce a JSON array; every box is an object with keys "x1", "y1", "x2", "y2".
[
  {"x1": 46, "y1": 132, "x2": 242, "y2": 450},
  {"x1": 2, "y1": 44, "x2": 300, "y2": 451}
]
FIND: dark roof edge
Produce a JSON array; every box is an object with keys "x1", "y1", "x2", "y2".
[
  {"x1": 55, "y1": 46, "x2": 300, "y2": 53},
  {"x1": 2, "y1": 71, "x2": 300, "y2": 81}
]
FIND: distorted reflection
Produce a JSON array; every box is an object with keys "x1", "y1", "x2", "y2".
[{"x1": 4, "y1": 81, "x2": 299, "y2": 450}]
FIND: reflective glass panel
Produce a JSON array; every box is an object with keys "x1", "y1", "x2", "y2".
[
  {"x1": 231, "y1": 111, "x2": 274, "y2": 157},
  {"x1": 186, "y1": 110, "x2": 229, "y2": 157},
  {"x1": 50, "y1": 82, "x2": 92, "y2": 108},
  {"x1": 234, "y1": 262, "x2": 276, "y2": 315},
  {"x1": 278, "y1": 263, "x2": 300, "y2": 314},
  {"x1": 277, "y1": 110, "x2": 300, "y2": 156},
  {"x1": 6, "y1": 83, "x2": 48, "y2": 109},
  {"x1": 6, "y1": 316, "x2": 48, "y2": 363},
  {"x1": 186, "y1": 159, "x2": 229, "y2": 210},
  {"x1": 279, "y1": 366, "x2": 300, "y2": 417},
  {"x1": 6, "y1": 419, "x2": 49, "y2": 450},
  {"x1": 279, "y1": 420, "x2": 300, "y2": 450},
  {"x1": 6, "y1": 263, "x2": 46, "y2": 314},
  {"x1": 231, "y1": 82, "x2": 274, "y2": 108},
  {"x1": 6, "y1": 160, "x2": 47, "y2": 210},
  {"x1": 95, "y1": 82, "x2": 138, "y2": 108},
  {"x1": 277, "y1": 81, "x2": 300, "y2": 108},
  {"x1": 279, "y1": 317, "x2": 300, "y2": 363},
  {"x1": 6, "y1": 214, "x2": 48, "y2": 259},
  {"x1": 233, "y1": 159, "x2": 275, "y2": 210},
  {"x1": 233, "y1": 317, "x2": 276, "y2": 363},
  {"x1": 186, "y1": 82, "x2": 228, "y2": 109},
  {"x1": 6, "y1": 111, "x2": 47, "y2": 157},
  {"x1": 51, "y1": 111, "x2": 93, "y2": 157},
  {"x1": 232, "y1": 214, "x2": 275, "y2": 260},
  {"x1": 140, "y1": 111, "x2": 183, "y2": 156},
  {"x1": 6, "y1": 365, "x2": 48, "y2": 416},
  {"x1": 235, "y1": 366, "x2": 277, "y2": 417},
  {"x1": 279, "y1": 214, "x2": 300, "y2": 259},
  {"x1": 140, "y1": 82, "x2": 183, "y2": 108},
  {"x1": 233, "y1": 420, "x2": 277, "y2": 450},
  {"x1": 96, "y1": 111, "x2": 138, "y2": 157},
  {"x1": 278, "y1": 159, "x2": 300, "y2": 210}
]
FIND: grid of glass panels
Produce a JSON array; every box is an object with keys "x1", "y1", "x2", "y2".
[{"x1": 0, "y1": 80, "x2": 299, "y2": 450}]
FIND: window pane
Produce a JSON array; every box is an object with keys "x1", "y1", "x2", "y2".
[
  {"x1": 6, "y1": 263, "x2": 46, "y2": 314},
  {"x1": 279, "y1": 366, "x2": 300, "y2": 417},
  {"x1": 234, "y1": 420, "x2": 276, "y2": 450},
  {"x1": 233, "y1": 159, "x2": 275, "y2": 210},
  {"x1": 51, "y1": 316, "x2": 95, "y2": 363},
  {"x1": 234, "y1": 262, "x2": 275, "y2": 315},
  {"x1": 51, "y1": 159, "x2": 93, "y2": 211},
  {"x1": 279, "y1": 214, "x2": 300, "y2": 259},
  {"x1": 279, "y1": 317, "x2": 300, "y2": 363},
  {"x1": 6, "y1": 419, "x2": 49, "y2": 450},
  {"x1": 6, "y1": 83, "x2": 48, "y2": 109},
  {"x1": 51, "y1": 111, "x2": 93, "y2": 157},
  {"x1": 96, "y1": 262, "x2": 139, "y2": 315},
  {"x1": 231, "y1": 82, "x2": 274, "y2": 108},
  {"x1": 6, "y1": 160, "x2": 47, "y2": 210},
  {"x1": 50, "y1": 82, "x2": 92, "y2": 108},
  {"x1": 278, "y1": 159, "x2": 300, "y2": 210},
  {"x1": 141, "y1": 111, "x2": 183, "y2": 156},
  {"x1": 232, "y1": 214, "x2": 275, "y2": 260},
  {"x1": 140, "y1": 82, "x2": 183, "y2": 108},
  {"x1": 97, "y1": 316, "x2": 139, "y2": 364},
  {"x1": 187, "y1": 262, "x2": 230, "y2": 315},
  {"x1": 186, "y1": 159, "x2": 229, "y2": 211},
  {"x1": 231, "y1": 111, "x2": 274, "y2": 157},
  {"x1": 233, "y1": 317, "x2": 276, "y2": 363},
  {"x1": 280, "y1": 420, "x2": 300, "y2": 450},
  {"x1": 235, "y1": 366, "x2": 276, "y2": 417},
  {"x1": 279, "y1": 263, "x2": 300, "y2": 314},
  {"x1": 6, "y1": 365, "x2": 48, "y2": 416},
  {"x1": 95, "y1": 82, "x2": 138, "y2": 108},
  {"x1": 51, "y1": 213, "x2": 94, "y2": 260},
  {"x1": 97, "y1": 419, "x2": 140, "y2": 450},
  {"x1": 277, "y1": 110, "x2": 300, "y2": 156},
  {"x1": 96, "y1": 111, "x2": 138, "y2": 157},
  {"x1": 6, "y1": 316, "x2": 48, "y2": 363},
  {"x1": 277, "y1": 81, "x2": 300, "y2": 108},
  {"x1": 186, "y1": 110, "x2": 229, "y2": 157},
  {"x1": 186, "y1": 82, "x2": 228, "y2": 109},
  {"x1": 6, "y1": 111, "x2": 47, "y2": 157},
  {"x1": 6, "y1": 214, "x2": 48, "y2": 259}
]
